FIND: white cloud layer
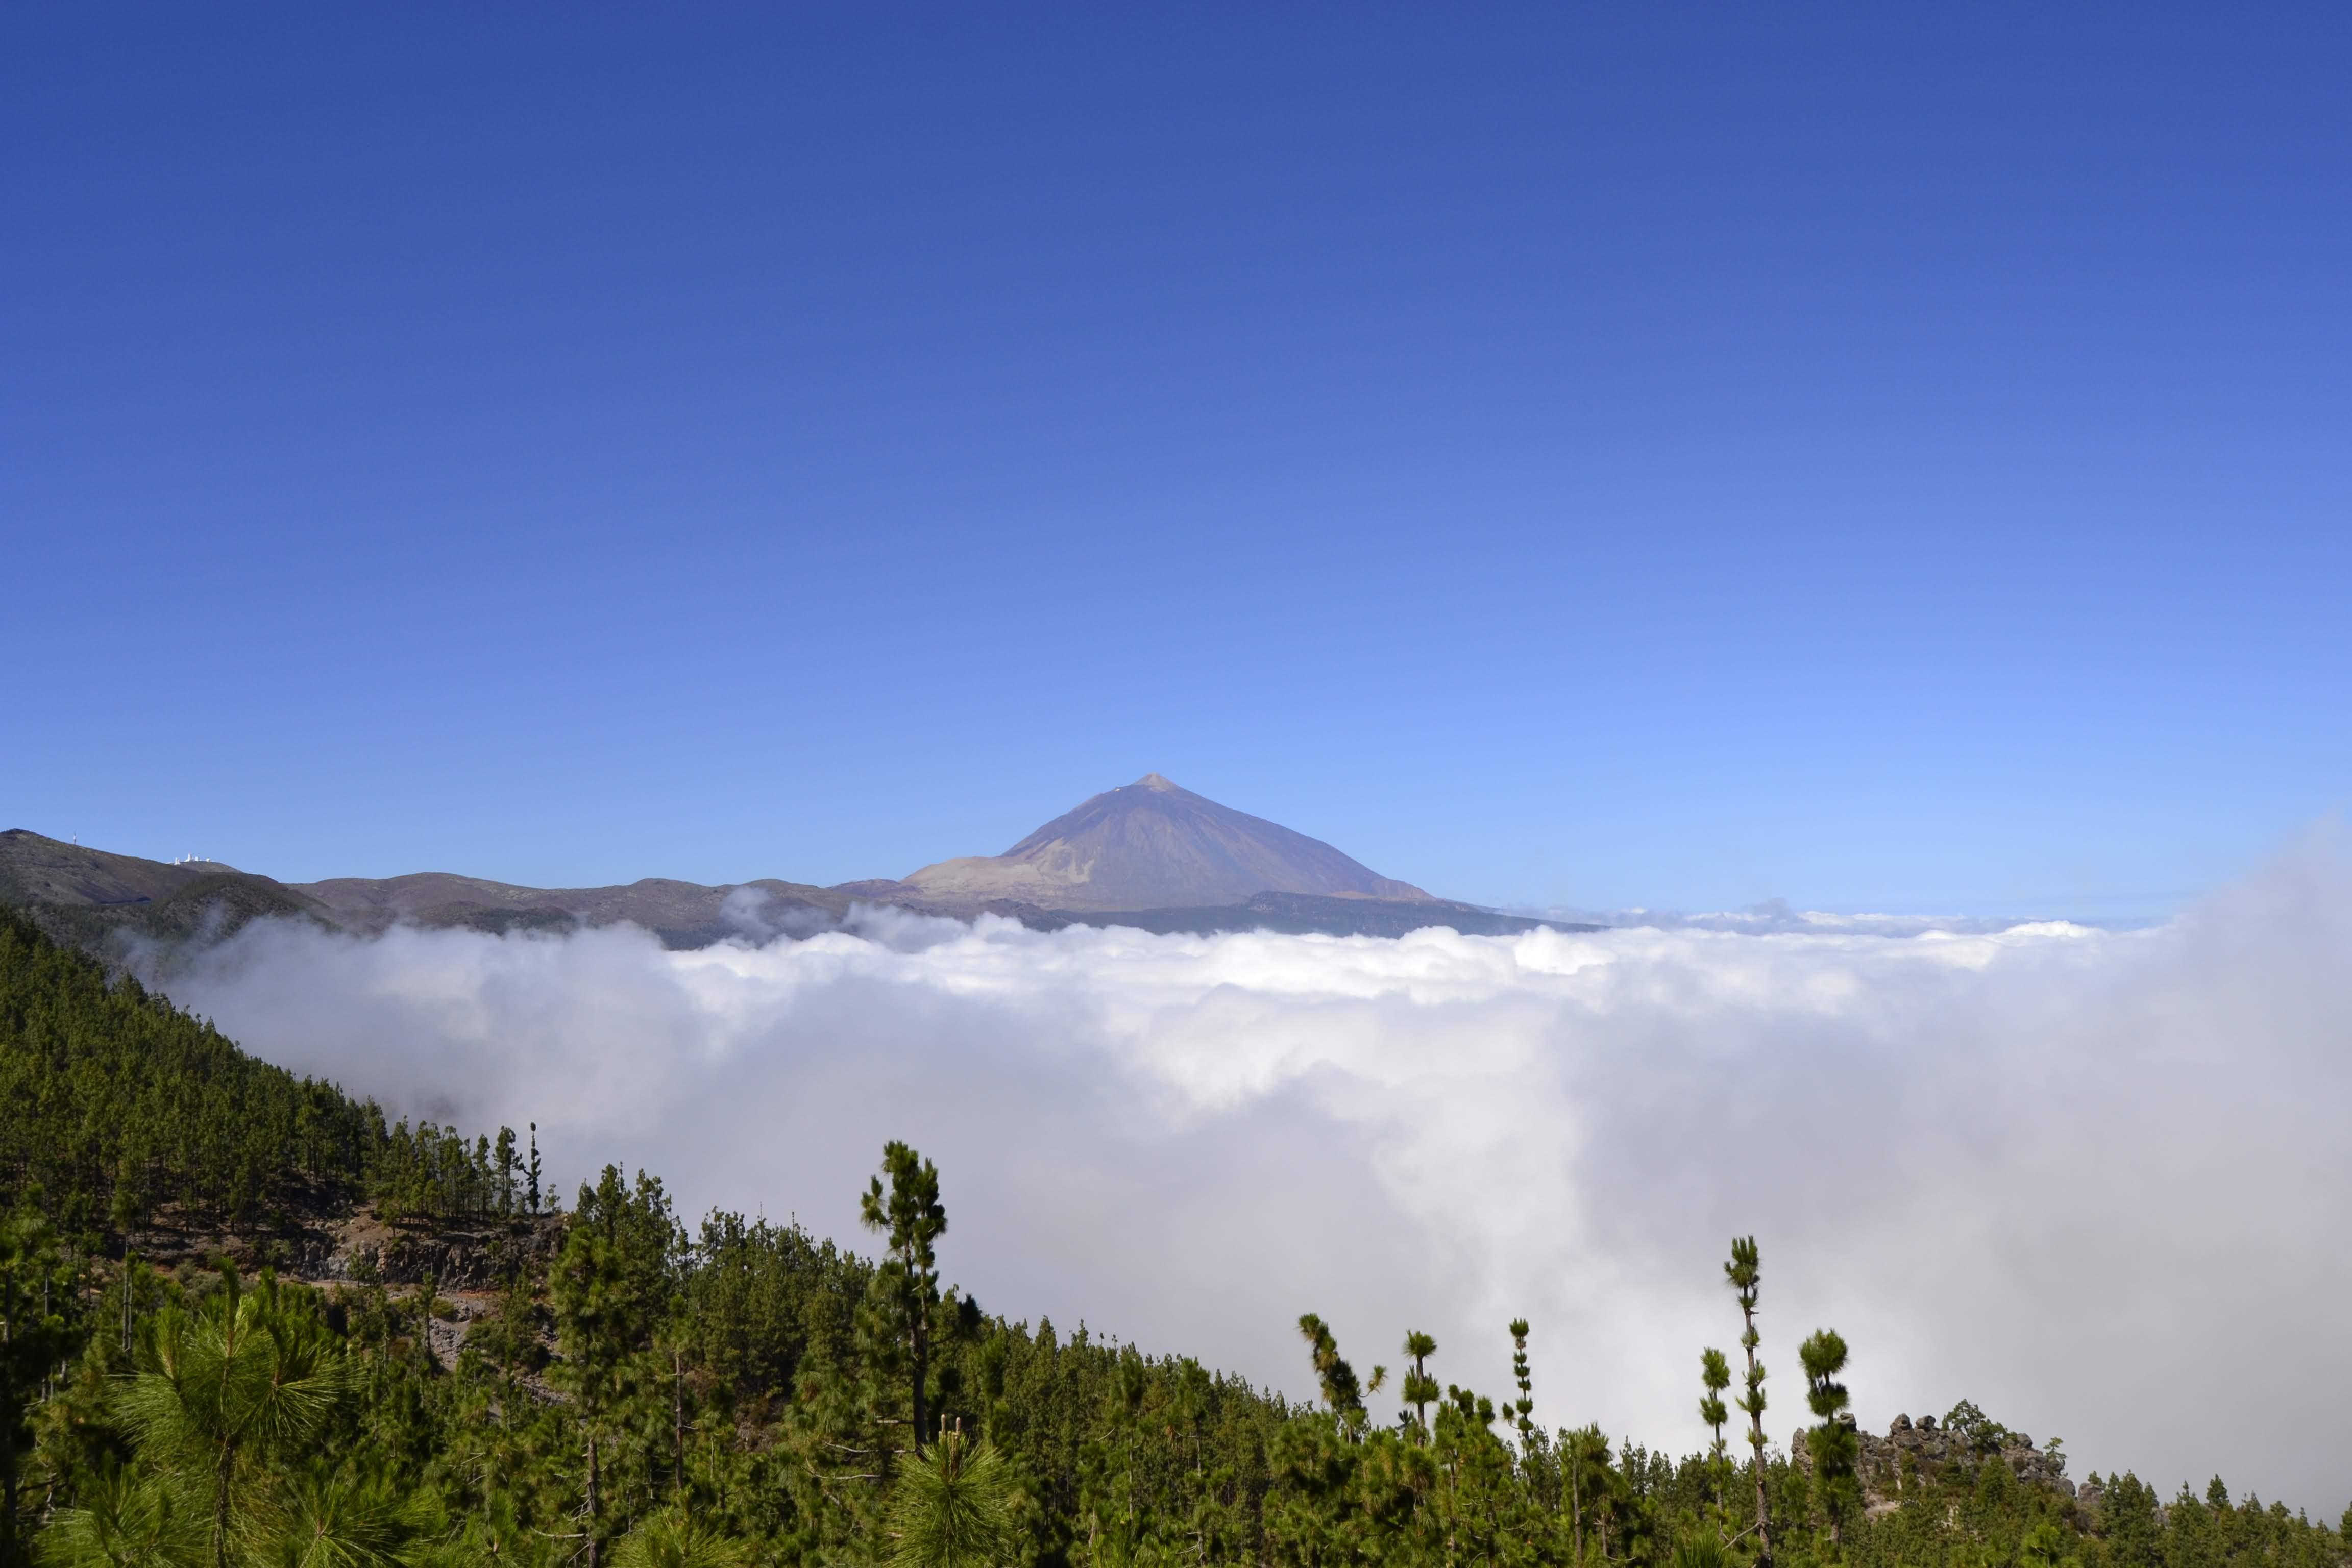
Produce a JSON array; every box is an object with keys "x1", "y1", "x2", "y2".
[{"x1": 146, "y1": 831, "x2": 2352, "y2": 1515}]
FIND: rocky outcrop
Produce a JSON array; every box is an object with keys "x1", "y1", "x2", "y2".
[
  {"x1": 1795, "y1": 1412, "x2": 2074, "y2": 1517},
  {"x1": 1868, "y1": 1411, "x2": 2072, "y2": 1497},
  {"x1": 121, "y1": 1198, "x2": 561, "y2": 1294},
  {"x1": 326, "y1": 1207, "x2": 562, "y2": 1291}
]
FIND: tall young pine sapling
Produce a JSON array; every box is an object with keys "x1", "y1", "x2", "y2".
[
  {"x1": 1509, "y1": 1319, "x2": 1537, "y2": 1456},
  {"x1": 494, "y1": 1127, "x2": 518, "y2": 1217},
  {"x1": 1113, "y1": 1344, "x2": 1148, "y2": 1533},
  {"x1": 0, "y1": 1208, "x2": 75, "y2": 1568},
  {"x1": 1563, "y1": 1424, "x2": 1613, "y2": 1564},
  {"x1": 1402, "y1": 1331, "x2": 1439, "y2": 1443},
  {"x1": 863, "y1": 1141, "x2": 948, "y2": 1456},
  {"x1": 885, "y1": 1424, "x2": 1018, "y2": 1568},
  {"x1": 1295, "y1": 1314, "x2": 1366, "y2": 1429},
  {"x1": 550, "y1": 1167, "x2": 679, "y2": 1568},
  {"x1": 1799, "y1": 1329, "x2": 1858, "y2": 1545},
  {"x1": 1724, "y1": 1237, "x2": 1772, "y2": 1567},
  {"x1": 1699, "y1": 1347, "x2": 1733, "y2": 1518},
  {"x1": 118, "y1": 1265, "x2": 348, "y2": 1568}
]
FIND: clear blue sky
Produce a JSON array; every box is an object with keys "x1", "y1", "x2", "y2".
[{"x1": 6, "y1": 4, "x2": 2347, "y2": 917}]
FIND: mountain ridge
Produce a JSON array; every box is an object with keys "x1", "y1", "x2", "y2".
[
  {"x1": 887, "y1": 772, "x2": 1435, "y2": 913},
  {"x1": 1, "y1": 775, "x2": 1578, "y2": 946}
]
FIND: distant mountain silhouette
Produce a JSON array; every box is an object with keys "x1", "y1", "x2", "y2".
[
  {"x1": 3, "y1": 776, "x2": 1587, "y2": 947},
  {"x1": 888, "y1": 773, "x2": 1433, "y2": 912},
  {"x1": 0, "y1": 829, "x2": 876, "y2": 950},
  {"x1": 290, "y1": 871, "x2": 870, "y2": 945}
]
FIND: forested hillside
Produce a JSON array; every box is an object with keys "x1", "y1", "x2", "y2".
[{"x1": 0, "y1": 908, "x2": 2341, "y2": 1568}]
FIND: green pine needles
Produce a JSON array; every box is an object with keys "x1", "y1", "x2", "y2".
[
  {"x1": 864, "y1": 1142, "x2": 948, "y2": 1457},
  {"x1": 1799, "y1": 1329, "x2": 1859, "y2": 1544},
  {"x1": 1724, "y1": 1236, "x2": 1773, "y2": 1566},
  {"x1": 115, "y1": 1268, "x2": 348, "y2": 1568},
  {"x1": 885, "y1": 1428, "x2": 1017, "y2": 1568}
]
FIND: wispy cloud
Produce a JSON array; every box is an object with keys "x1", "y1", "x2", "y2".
[{"x1": 146, "y1": 830, "x2": 2352, "y2": 1514}]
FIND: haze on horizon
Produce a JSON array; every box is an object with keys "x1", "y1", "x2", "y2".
[{"x1": 6, "y1": 6, "x2": 2348, "y2": 922}]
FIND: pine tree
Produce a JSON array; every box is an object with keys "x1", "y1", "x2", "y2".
[
  {"x1": 0, "y1": 1206, "x2": 75, "y2": 1568},
  {"x1": 1401, "y1": 1333, "x2": 1439, "y2": 1443},
  {"x1": 551, "y1": 1167, "x2": 682, "y2": 1568},
  {"x1": 1698, "y1": 1348, "x2": 1731, "y2": 1520},
  {"x1": 494, "y1": 1126, "x2": 518, "y2": 1217},
  {"x1": 1724, "y1": 1237, "x2": 1771, "y2": 1567},
  {"x1": 1294, "y1": 1315, "x2": 1364, "y2": 1427},
  {"x1": 1798, "y1": 1329, "x2": 1857, "y2": 1545},
  {"x1": 616, "y1": 1505, "x2": 754, "y2": 1568},
  {"x1": 115, "y1": 1266, "x2": 347, "y2": 1568},
  {"x1": 1169, "y1": 1356, "x2": 1214, "y2": 1562},
  {"x1": 1112, "y1": 1342, "x2": 1148, "y2": 1546},
  {"x1": 862, "y1": 1142, "x2": 947, "y2": 1456},
  {"x1": 1508, "y1": 1321, "x2": 1536, "y2": 1457},
  {"x1": 32, "y1": 1459, "x2": 203, "y2": 1568},
  {"x1": 885, "y1": 1426, "x2": 1017, "y2": 1568},
  {"x1": 272, "y1": 1472, "x2": 438, "y2": 1568},
  {"x1": 1563, "y1": 1424, "x2": 1612, "y2": 1564}
]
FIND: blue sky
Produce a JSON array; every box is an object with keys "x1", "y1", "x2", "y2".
[{"x1": 6, "y1": 4, "x2": 2347, "y2": 917}]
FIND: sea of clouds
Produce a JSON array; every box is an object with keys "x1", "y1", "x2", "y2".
[{"x1": 143, "y1": 829, "x2": 2352, "y2": 1515}]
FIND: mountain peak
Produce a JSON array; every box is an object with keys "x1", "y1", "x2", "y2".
[{"x1": 896, "y1": 777, "x2": 1432, "y2": 913}]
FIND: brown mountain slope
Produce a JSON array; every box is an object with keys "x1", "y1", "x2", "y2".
[
  {"x1": 890, "y1": 773, "x2": 1433, "y2": 913},
  {"x1": 6, "y1": 776, "x2": 1559, "y2": 947},
  {"x1": 0, "y1": 829, "x2": 334, "y2": 946},
  {"x1": 0, "y1": 830, "x2": 877, "y2": 949},
  {"x1": 0, "y1": 829, "x2": 253, "y2": 906},
  {"x1": 290, "y1": 872, "x2": 875, "y2": 945}
]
